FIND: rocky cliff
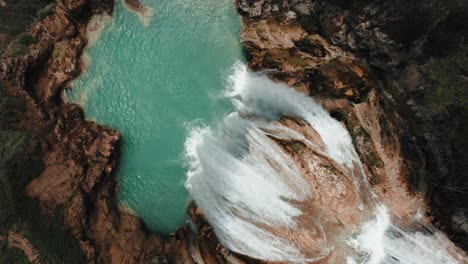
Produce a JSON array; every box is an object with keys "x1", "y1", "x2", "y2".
[
  {"x1": 0, "y1": 0, "x2": 195, "y2": 263},
  {"x1": 181, "y1": 0, "x2": 468, "y2": 262},
  {"x1": 236, "y1": 0, "x2": 468, "y2": 248},
  {"x1": 1, "y1": 0, "x2": 467, "y2": 263}
]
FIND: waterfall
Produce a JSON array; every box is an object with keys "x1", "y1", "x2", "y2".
[
  {"x1": 184, "y1": 62, "x2": 467, "y2": 263},
  {"x1": 348, "y1": 206, "x2": 465, "y2": 264}
]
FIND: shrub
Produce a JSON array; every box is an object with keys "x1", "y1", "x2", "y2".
[
  {"x1": 16, "y1": 33, "x2": 38, "y2": 46},
  {"x1": 0, "y1": 90, "x2": 86, "y2": 263},
  {"x1": 5, "y1": 33, "x2": 38, "y2": 56},
  {"x1": 421, "y1": 46, "x2": 468, "y2": 114},
  {"x1": 0, "y1": 89, "x2": 26, "y2": 126},
  {"x1": 6, "y1": 40, "x2": 28, "y2": 56},
  {"x1": 36, "y1": 3, "x2": 56, "y2": 21},
  {"x1": 0, "y1": 241, "x2": 29, "y2": 264}
]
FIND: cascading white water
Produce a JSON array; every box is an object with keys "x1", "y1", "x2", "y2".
[
  {"x1": 184, "y1": 62, "x2": 467, "y2": 263},
  {"x1": 349, "y1": 206, "x2": 466, "y2": 264}
]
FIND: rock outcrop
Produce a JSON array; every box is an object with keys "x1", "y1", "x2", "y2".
[
  {"x1": 235, "y1": 0, "x2": 468, "y2": 252},
  {"x1": 0, "y1": 231, "x2": 41, "y2": 264},
  {"x1": 122, "y1": 0, "x2": 153, "y2": 27},
  {"x1": 2, "y1": 0, "x2": 467, "y2": 263},
  {"x1": 236, "y1": 0, "x2": 415, "y2": 227},
  {"x1": 182, "y1": 0, "x2": 468, "y2": 262},
  {"x1": 0, "y1": 1, "x2": 193, "y2": 263}
]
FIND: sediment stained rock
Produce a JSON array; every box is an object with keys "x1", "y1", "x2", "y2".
[
  {"x1": 184, "y1": 0, "x2": 467, "y2": 262},
  {"x1": 122, "y1": 0, "x2": 153, "y2": 27},
  {"x1": 2, "y1": 0, "x2": 466, "y2": 263},
  {"x1": 1, "y1": 1, "x2": 194, "y2": 263},
  {"x1": 241, "y1": 17, "x2": 374, "y2": 102},
  {"x1": 0, "y1": 231, "x2": 41, "y2": 264},
  {"x1": 234, "y1": 0, "x2": 462, "y2": 232}
]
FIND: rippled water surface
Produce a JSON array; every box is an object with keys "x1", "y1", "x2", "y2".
[{"x1": 66, "y1": 0, "x2": 243, "y2": 233}]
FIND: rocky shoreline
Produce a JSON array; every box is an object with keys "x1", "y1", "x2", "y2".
[
  {"x1": 0, "y1": 0, "x2": 253, "y2": 262},
  {"x1": 0, "y1": 0, "x2": 193, "y2": 262},
  {"x1": 1, "y1": 0, "x2": 467, "y2": 263},
  {"x1": 122, "y1": 0, "x2": 146, "y2": 14},
  {"x1": 122, "y1": 0, "x2": 153, "y2": 26}
]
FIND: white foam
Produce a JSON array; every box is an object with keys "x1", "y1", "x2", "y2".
[
  {"x1": 185, "y1": 62, "x2": 362, "y2": 261},
  {"x1": 184, "y1": 62, "x2": 467, "y2": 263},
  {"x1": 225, "y1": 62, "x2": 361, "y2": 169},
  {"x1": 349, "y1": 205, "x2": 465, "y2": 264},
  {"x1": 86, "y1": 13, "x2": 112, "y2": 47}
]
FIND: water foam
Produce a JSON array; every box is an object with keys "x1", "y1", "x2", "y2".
[
  {"x1": 184, "y1": 62, "x2": 467, "y2": 263},
  {"x1": 349, "y1": 206, "x2": 465, "y2": 264},
  {"x1": 185, "y1": 62, "x2": 362, "y2": 261},
  {"x1": 224, "y1": 63, "x2": 361, "y2": 169}
]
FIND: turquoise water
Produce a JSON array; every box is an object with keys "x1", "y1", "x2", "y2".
[{"x1": 66, "y1": 0, "x2": 243, "y2": 233}]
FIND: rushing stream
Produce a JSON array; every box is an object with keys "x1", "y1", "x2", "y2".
[
  {"x1": 66, "y1": 0, "x2": 467, "y2": 262},
  {"x1": 186, "y1": 62, "x2": 466, "y2": 263}
]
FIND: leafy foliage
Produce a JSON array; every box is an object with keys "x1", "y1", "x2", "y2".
[
  {"x1": 0, "y1": 0, "x2": 54, "y2": 36},
  {"x1": 36, "y1": 3, "x2": 56, "y2": 21},
  {"x1": 421, "y1": 47, "x2": 468, "y2": 114},
  {"x1": 6, "y1": 33, "x2": 38, "y2": 56},
  {"x1": 0, "y1": 87, "x2": 85, "y2": 263},
  {"x1": 419, "y1": 46, "x2": 468, "y2": 205},
  {"x1": 0, "y1": 241, "x2": 29, "y2": 264}
]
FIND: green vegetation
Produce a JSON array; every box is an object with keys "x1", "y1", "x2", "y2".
[
  {"x1": 6, "y1": 33, "x2": 38, "y2": 56},
  {"x1": 17, "y1": 33, "x2": 38, "y2": 46},
  {"x1": 0, "y1": 94, "x2": 25, "y2": 125},
  {"x1": 419, "y1": 46, "x2": 468, "y2": 202},
  {"x1": 287, "y1": 56, "x2": 309, "y2": 67},
  {"x1": 0, "y1": 0, "x2": 56, "y2": 57},
  {"x1": 322, "y1": 164, "x2": 338, "y2": 175},
  {"x1": 288, "y1": 141, "x2": 306, "y2": 155},
  {"x1": 0, "y1": 130, "x2": 35, "y2": 226},
  {"x1": 0, "y1": 241, "x2": 29, "y2": 264},
  {"x1": 36, "y1": 3, "x2": 56, "y2": 21},
  {"x1": 367, "y1": 152, "x2": 384, "y2": 169},
  {"x1": 0, "y1": 0, "x2": 54, "y2": 36},
  {"x1": 297, "y1": 14, "x2": 322, "y2": 34},
  {"x1": 0, "y1": 1, "x2": 86, "y2": 260},
  {"x1": 0, "y1": 88, "x2": 86, "y2": 263},
  {"x1": 420, "y1": 46, "x2": 468, "y2": 114}
]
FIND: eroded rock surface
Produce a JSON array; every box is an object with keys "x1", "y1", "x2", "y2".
[
  {"x1": 2, "y1": 0, "x2": 467, "y2": 263},
  {"x1": 236, "y1": 0, "x2": 468, "y2": 249},
  {"x1": 184, "y1": 0, "x2": 467, "y2": 262},
  {"x1": 0, "y1": 1, "x2": 194, "y2": 263}
]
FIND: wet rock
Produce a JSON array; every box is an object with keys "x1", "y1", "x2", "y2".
[
  {"x1": 241, "y1": 17, "x2": 375, "y2": 102},
  {"x1": 1, "y1": 1, "x2": 194, "y2": 263},
  {"x1": 236, "y1": 0, "x2": 468, "y2": 254},
  {"x1": 64, "y1": 0, "x2": 87, "y2": 16}
]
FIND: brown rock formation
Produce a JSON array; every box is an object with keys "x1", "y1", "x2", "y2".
[
  {"x1": 236, "y1": 0, "x2": 421, "y2": 223},
  {"x1": 121, "y1": 0, "x2": 153, "y2": 26},
  {"x1": 234, "y1": 5, "x2": 468, "y2": 249},
  {"x1": 183, "y1": 0, "x2": 467, "y2": 262},
  {"x1": 122, "y1": 0, "x2": 146, "y2": 14},
  {"x1": 241, "y1": 18, "x2": 373, "y2": 101},
  {"x1": 270, "y1": 116, "x2": 370, "y2": 262},
  {"x1": 0, "y1": 1, "x2": 193, "y2": 263},
  {"x1": 0, "y1": 231, "x2": 41, "y2": 264},
  {"x1": 229, "y1": 0, "x2": 467, "y2": 258},
  {"x1": 2, "y1": 0, "x2": 466, "y2": 263}
]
